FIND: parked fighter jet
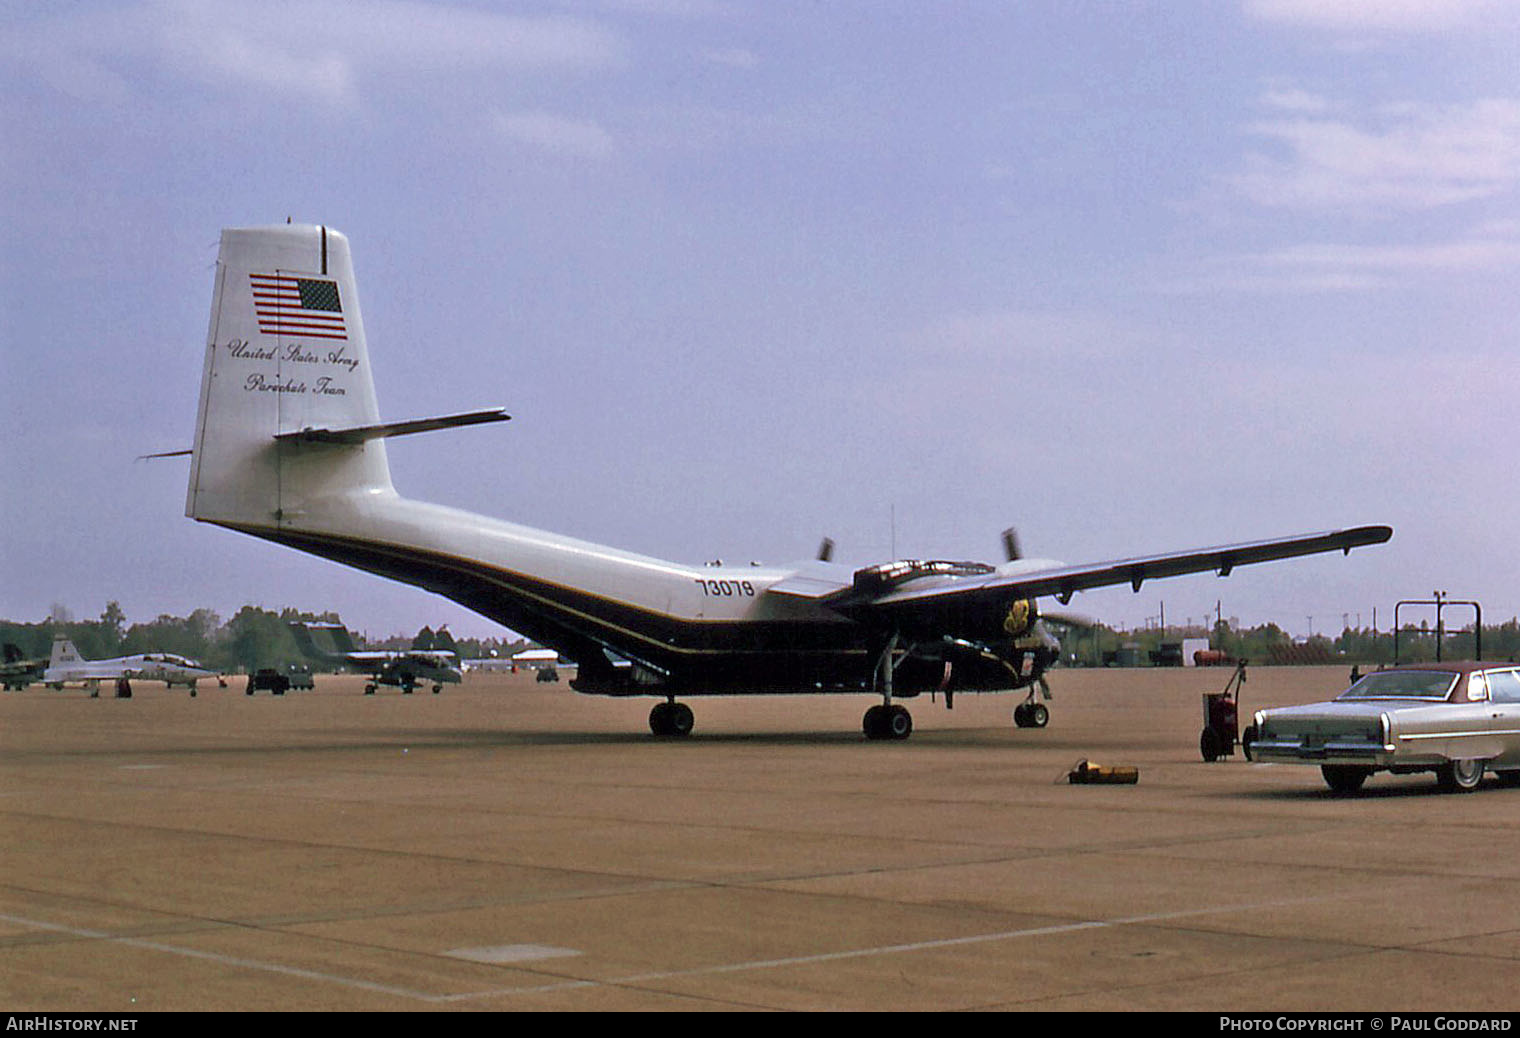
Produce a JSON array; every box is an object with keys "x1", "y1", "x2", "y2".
[
  {"x1": 2, "y1": 644, "x2": 46, "y2": 690},
  {"x1": 42, "y1": 638, "x2": 218, "y2": 695},
  {"x1": 289, "y1": 622, "x2": 461, "y2": 694},
  {"x1": 183, "y1": 224, "x2": 1391, "y2": 738}
]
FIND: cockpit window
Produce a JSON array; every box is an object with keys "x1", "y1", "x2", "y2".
[{"x1": 1338, "y1": 670, "x2": 1459, "y2": 700}]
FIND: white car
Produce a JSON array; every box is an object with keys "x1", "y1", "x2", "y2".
[{"x1": 1248, "y1": 662, "x2": 1520, "y2": 794}]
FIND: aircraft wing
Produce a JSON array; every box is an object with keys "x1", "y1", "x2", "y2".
[
  {"x1": 337, "y1": 651, "x2": 404, "y2": 664},
  {"x1": 854, "y1": 526, "x2": 1391, "y2": 616},
  {"x1": 400, "y1": 651, "x2": 458, "y2": 666}
]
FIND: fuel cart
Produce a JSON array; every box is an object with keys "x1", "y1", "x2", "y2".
[{"x1": 1199, "y1": 659, "x2": 1248, "y2": 762}]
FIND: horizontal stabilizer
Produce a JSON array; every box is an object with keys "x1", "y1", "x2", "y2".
[{"x1": 273, "y1": 408, "x2": 510, "y2": 445}]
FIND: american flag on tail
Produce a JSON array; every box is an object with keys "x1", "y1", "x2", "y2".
[{"x1": 249, "y1": 273, "x2": 348, "y2": 340}]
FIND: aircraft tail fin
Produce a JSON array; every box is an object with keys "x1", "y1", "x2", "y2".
[
  {"x1": 49, "y1": 638, "x2": 80, "y2": 668},
  {"x1": 289, "y1": 621, "x2": 359, "y2": 660},
  {"x1": 187, "y1": 225, "x2": 393, "y2": 529}
]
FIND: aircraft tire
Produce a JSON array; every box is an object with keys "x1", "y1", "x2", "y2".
[
  {"x1": 1027, "y1": 703, "x2": 1049, "y2": 728},
  {"x1": 670, "y1": 702, "x2": 694, "y2": 737},
  {"x1": 862, "y1": 705, "x2": 887, "y2": 740},
  {"x1": 649, "y1": 701, "x2": 694, "y2": 737},
  {"x1": 885, "y1": 705, "x2": 912, "y2": 740}
]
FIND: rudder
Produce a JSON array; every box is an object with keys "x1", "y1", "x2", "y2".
[
  {"x1": 187, "y1": 225, "x2": 393, "y2": 530},
  {"x1": 49, "y1": 638, "x2": 80, "y2": 668}
]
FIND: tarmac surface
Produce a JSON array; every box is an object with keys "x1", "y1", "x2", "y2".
[{"x1": 3, "y1": 664, "x2": 1520, "y2": 1012}]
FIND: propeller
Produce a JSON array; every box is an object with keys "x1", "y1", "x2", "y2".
[{"x1": 1001, "y1": 527, "x2": 1022, "y2": 562}]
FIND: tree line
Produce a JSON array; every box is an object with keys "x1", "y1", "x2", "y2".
[
  {"x1": 0, "y1": 603, "x2": 524, "y2": 675},
  {"x1": 1064, "y1": 618, "x2": 1520, "y2": 667},
  {"x1": 7, "y1": 602, "x2": 1515, "y2": 677}
]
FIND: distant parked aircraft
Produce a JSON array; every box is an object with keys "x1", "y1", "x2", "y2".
[
  {"x1": 289, "y1": 622, "x2": 462, "y2": 694},
  {"x1": 43, "y1": 639, "x2": 218, "y2": 696},
  {"x1": 1, "y1": 643, "x2": 46, "y2": 690}
]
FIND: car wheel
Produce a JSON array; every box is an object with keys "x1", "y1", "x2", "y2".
[
  {"x1": 1436, "y1": 758, "x2": 1485, "y2": 793},
  {"x1": 1321, "y1": 765, "x2": 1371, "y2": 794}
]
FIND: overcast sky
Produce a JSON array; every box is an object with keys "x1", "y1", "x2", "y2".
[{"x1": 2, "y1": 1, "x2": 1517, "y2": 642}]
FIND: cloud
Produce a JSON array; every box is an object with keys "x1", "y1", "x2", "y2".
[
  {"x1": 1260, "y1": 87, "x2": 1333, "y2": 115},
  {"x1": 699, "y1": 47, "x2": 759, "y2": 69},
  {"x1": 1255, "y1": 234, "x2": 1520, "y2": 275},
  {"x1": 1176, "y1": 224, "x2": 1520, "y2": 294},
  {"x1": 1244, "y1": 0, "x2": 1509, "y2": 34},
  {"x1": 5, "y1": 0, "x2": 623, "y2": 108},
  {"x1": 1229, "y1": 97, "x2": 1520, "y2": 211},
  {"x1": 906, "y1": 310, "x2": 1153, "y2": 364},
  {"x1": 495, "y1": 110, "x2": 616, "y2": 160}
]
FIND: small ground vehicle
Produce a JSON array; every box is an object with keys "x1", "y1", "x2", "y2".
[
  {"x1": 246, "y1": 668, "x2": 290, "y2": 695},
  {"x1": 535, "y1": 667, "x2": 559, "y2": 683},
  {"x1": 1249, "y1": 661, "x2": 1520, "y2": 793},
  {"x1": 1199, "y1": 660, "x2": 1247, "y2": 761},
  {"x1": 285, "y1": 664, "x2": 315, "y2": 690}
]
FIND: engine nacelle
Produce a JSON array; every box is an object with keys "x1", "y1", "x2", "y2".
[{"x1": 1002, "y1": 598, "x2": 1038, "y2": 639}]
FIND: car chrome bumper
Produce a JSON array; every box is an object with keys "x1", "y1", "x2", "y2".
[{"x1": 1249, "y1": 739, "x2": 1397, "y2": 765}]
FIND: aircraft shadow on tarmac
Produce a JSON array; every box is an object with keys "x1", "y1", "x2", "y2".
[{"x1": 371, "y1": 726, "x2": 1046, "y2": 749}]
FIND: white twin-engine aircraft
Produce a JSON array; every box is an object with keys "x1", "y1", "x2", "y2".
[
  {"x1": 289, "y1": 621, "x2": 462, "y2": 695},
  {"x1": 185, "y1": 224, "x2": 1391, "y2": 739}
]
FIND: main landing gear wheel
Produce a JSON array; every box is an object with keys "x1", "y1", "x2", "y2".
[
  {"x1": 1013, "y1": 701, "x2": 1049, "y2": 728},
  {"x1": 649, "y1": 700, "x2": 694, "y2": 737},
  {"x1": 863, "y1": 704, "x2": 912, "y2": 741}
]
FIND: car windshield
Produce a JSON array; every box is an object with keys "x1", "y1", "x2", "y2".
[{"x1": 1338, "y1": 670, "x2": 1458, "y2": 700}]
